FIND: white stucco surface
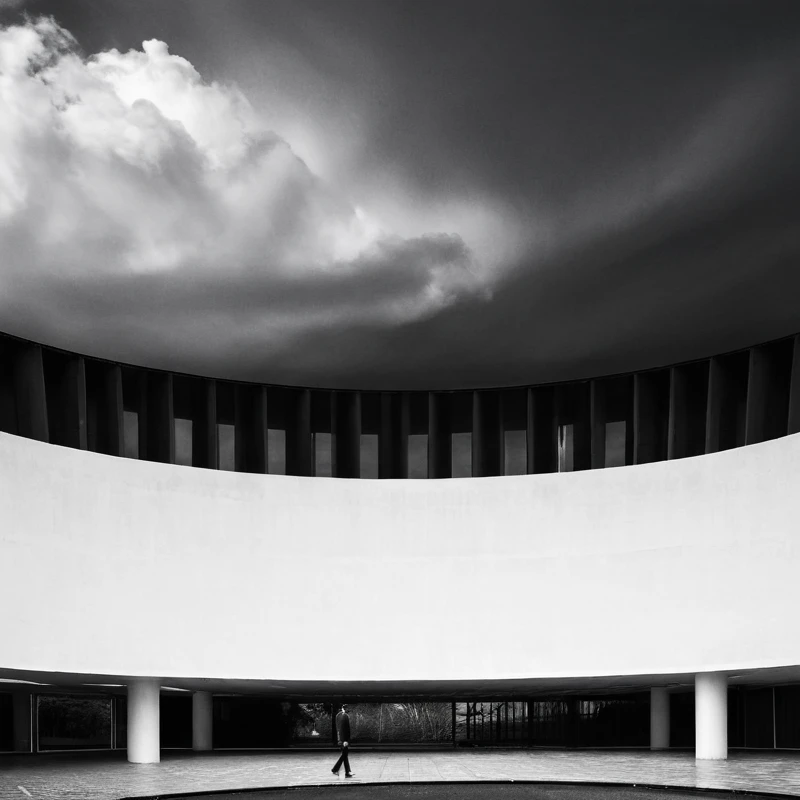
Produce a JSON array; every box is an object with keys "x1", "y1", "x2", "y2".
[{"x1": 1, "y1": 430, "x2": 799, "y2": 682}]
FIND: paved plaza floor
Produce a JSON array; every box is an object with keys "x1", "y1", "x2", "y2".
[{"x1": 1, "y1": 749, "x2": 799, "y2": 800}]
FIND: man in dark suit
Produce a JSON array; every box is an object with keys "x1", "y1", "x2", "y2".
[{"x1": 331, "y1": 703, "x2": 354, "y2": 778}]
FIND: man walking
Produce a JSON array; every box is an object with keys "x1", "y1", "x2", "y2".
[{"x1": 331, "y1": 703, "x2": 354, "y2": 778}]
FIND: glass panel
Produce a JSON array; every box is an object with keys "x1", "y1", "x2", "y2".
[
  {"x1": 455, "y1": 701, "x2": 528, "y2": 744},
  {"x1": 114, "y1": 696, "x2": 127, "y2": 749},
  {"x1": 123, "y1": 410, "x2": 138, "y2": 459},
  {"x1": 313, "y1": 432, "x2": 332, "y2": 477},
  {"x1": 451, "y1": 432, "x2": 471, "y2": 477},
  {"x1": 268, "y1": 429, "x2": 286, "y2": 475},
  {"x1": 218, "y1": 423, "x2": 235, "y2": 471},
  {"x1": 160, "y1": 695, "x2": 192, "y2": 748},
  {"x1": 528, "y1": 695, "x2": 648, "y2": 747},
  {"x1": 744, "y1": 688, "x2": 774, "y2": 748},
  {"x1": 605, "y1": 420, "x2": 626, "y2": 467},
  {"x1": 558, "y1": 424, "x2": 574, "y2": 472},
  {"x1": 293, "y1": 702, "x2": 453, "y2": 744},
  {"x1": 37, "y1": 695, "x2": 112, "y2": 751},
  {"x1": 504, "y1": 430, "x2": 526, "y2": 475},
  {"x1": 360, "y1": 434, "x2": 379, "y2": 479},
  {"x1": 670, "y1": 692, "x2": 695, "y2": 748},
  {"x1": 0, "y1": 693, "x2": 13, "y2": 751},
  {"x1": 213, "y1": 697, "x2": 295, "y2": 747},
  {"x1": 174, "y1": 418, "x2": 192, "y2": 466},
  {"x1": 408, "y1": 434, "x2": 428, "y2": 479},
  {"x1": 775, "y1": 686, "x2": 800, "y2": 748}
]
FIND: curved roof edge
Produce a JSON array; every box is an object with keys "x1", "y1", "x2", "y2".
[{"x1": 1, "y1": 326, "x2": 798, "y2": 394}]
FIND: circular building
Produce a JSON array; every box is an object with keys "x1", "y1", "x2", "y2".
[{"x1": 0, "y1": 329, "x2": 799, "y2": 762}]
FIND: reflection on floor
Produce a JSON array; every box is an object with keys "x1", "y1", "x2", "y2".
[{"x1": 1, "y1": 749, "x2": 799, "y2": 800}]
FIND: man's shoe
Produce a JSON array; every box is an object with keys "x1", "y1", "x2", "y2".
[
  {"x1": 345, "y1": 773, "x2": 355, "y2": 778},
  {"x1": 331, "y1": 769, "x2": 339, "y2": 776}
]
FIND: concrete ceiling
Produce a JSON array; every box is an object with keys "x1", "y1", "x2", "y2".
[{"x1": 3, "y1": 665, "x2": 800, "y2": 699}]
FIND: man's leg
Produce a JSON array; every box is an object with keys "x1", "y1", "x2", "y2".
[
  {"x1": 332, "y1": 747, "x2": 344, "y2": 774},
  {"x1": 342, "y1": 744, "x2": 352, "y2": 775}
]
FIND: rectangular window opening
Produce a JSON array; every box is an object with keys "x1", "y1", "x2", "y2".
[
  {"x1": 174, "y1": 418, "x2": 192, "y2": 466},
  {"x1": 408, "y1": 434, "x2": 428, "y2": 479},
  {"x1": 268, "y1": 429, "x2": 286, "y2": 475},
  {"x1": 123, "y1": 410, "x2": 139, "y2": 459},
  {"x1": 504, "y1": 429, "x2": 526, "y2": 475},
  {"x1": 37, "y1": 695, "x2": 112, "y2": 751},
  {"x1": 217, "y1": 423, "x2": 235, "y2": 471},
  {"x1": 313, "y1": 432, "x2": 332, "y2": 477},
  {"x1": 451, "y1": 432, "x2": 472, "y2": 477},
  {"x1": 605, "y1": 420, "x2": 626, "y2": 468},
  {"x1": 360, "y1": 433, "x2": 379, "y2": 479},
  {"x1": 558, "y1": 424, "x2": 574, "y2": 472}
]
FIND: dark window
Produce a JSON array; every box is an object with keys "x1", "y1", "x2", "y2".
[
  {"x1": 451, "y1": 432, "x2": 471, "y2": 477},
  {"x1": 605, "y1": 421, "x2": 626, "y2": 467},
  {"x1": 37, "y1": 695, "x2": 111, "y2": 751},
  {"x1": 268, "y1": 429, "x2": 286, "y2": 474},
  {"x1": 408, "y1": 434, "x2": 428, "y2": 478},
  {"x1": 313, "y1": 432, "x2": 332, "y2": 477},
  {"x1": 504, "y1": 430, "x2": 526, "y2": 475},
  {"x1": 360, "y1": 434, "x2": 379, "y2": 479},
  {"x1": 217, "y1": 423, "x2": 235, "y2": 471},
  {"x1": 123, "y1": 411, "x2": 139, "y2": 459},
  {"x1": 174, "y1": 418, "x2": 192, "y2": 466},
  {"x1": 558, "y1": 424, "x2": 574, "y2": 472}
]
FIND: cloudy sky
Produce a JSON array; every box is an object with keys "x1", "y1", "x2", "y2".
[{"x1": 1, "y1": 0, "x2": 799, "y2": 389}]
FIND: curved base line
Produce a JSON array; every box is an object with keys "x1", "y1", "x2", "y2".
[{"x1": 118, "y1": 779, "x2": 799, "y2": 800}]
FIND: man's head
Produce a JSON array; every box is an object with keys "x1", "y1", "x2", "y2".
[{"x1": 341, "y1": 703, "x2": 348, "y2": 713}]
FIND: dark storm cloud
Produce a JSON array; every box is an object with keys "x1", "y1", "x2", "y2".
[
  {"x1": 3, "y1": 231, "x2": 479, "y2": 381},
  {"x1": 2, "y1": 1, "x2": 800, "y2": 388}
]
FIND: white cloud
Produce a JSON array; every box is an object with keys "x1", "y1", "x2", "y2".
[{"x1": 0, "y1": 17, "x2": 487, "y2": 357}]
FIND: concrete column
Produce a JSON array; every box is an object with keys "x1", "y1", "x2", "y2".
[
  {"x1": 788, "y1": 334, "x2": 800, "y2": 435},
  {"x1": 12, "y1": 693, "x2": 32, "y2": 753},
  {"x1": 234, "y1": 384, "x2": 268, "y2": 473},
  {"x1": 668, "y1": 366, "x2": 688, "y2": 460},
  {"x1": 127, "y1": 679, "x2": 160, "y2": 764},
  {"x1": 527, "y1": 387, "x2": 557, "y2": 474},
  {"x1": 332, "y1": 391, "x2": 361, "y2": 478},
  {"x1": 428, "y1": 393, "x2": 452, "y2": 478},
  {"x1": 286, "y1": 388, "x2": 313, "y2": 476},
  {"x1": 634, "y1": 371, "x2": 669, "y2": 464},
  {"x1": 192, "y1": 691, "x2": 213, "y2": 751},
  {"x1": 60, "y1": 356, "x2": 88, "y2": 450},
  {"x1": 14, "y1": 343, "x2": 49, "y2": 442},
  {"x1": 650, "y1": 688, "x2": 670, "y2": 750},
  {"x1": 696, "y1": 672, "x2": 727, "y2": 760},
  {"x1": 572, "y1": 385, "x2": 592, "y2": 472},
  {"x1": 145, "y1": 372, "x2": 175, "y2": 464},
  {"x1": 590, "y1": 380, "x2": 607, "y2": 469},
  {"x1": 136, "y1": 371, "x2": 149, "y2": 460},
  {"x1": 745, "y1": 346, "x2": 769, "y2": 445},
  {"x1": 472, "y1": 390, "x2": 502, "y2": 476},
  {"x1": 379, "y1": 393, "x2": 409, "y2": 479},
  {"x1": 705, "y1": 357, "x2": 724, "y2": 454},
  {"x1": 194, "y1": 379, "x2": 218, "y2": 469},
  {"x1": 99, "y1": 364, "x2": 124, "y2": 456}
]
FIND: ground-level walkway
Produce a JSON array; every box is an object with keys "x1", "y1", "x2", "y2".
[{"x1": 1, "y1": 749, "x2": 799, "y2": 800}]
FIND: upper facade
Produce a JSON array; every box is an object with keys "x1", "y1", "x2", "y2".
[{"x1": 1, "y1": 329, "x2": 799, "y2": 479}]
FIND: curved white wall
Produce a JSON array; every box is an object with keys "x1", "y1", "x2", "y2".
[{"x1": 1, "y1": 430, "x2": 800, "y2": 683}]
